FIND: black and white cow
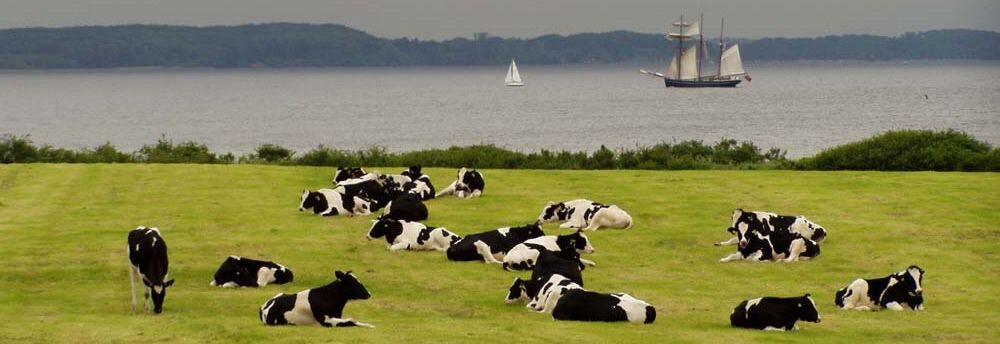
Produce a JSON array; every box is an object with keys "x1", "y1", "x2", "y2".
[
  {"x1": 210, "y1": 256, "x2": 293, "y2": 288},
  {"x1": 502, "y1": 231, "x2": 596, "y2": 270},
  {"x1": 400, "y1": 166, "x2": 436, "y2": 200},
  {"x1": 835, "y1": 265, "x2": 925, "y2": 311},
  {"x1": 332, "y1": 166, "x2": 367, "y2": 184},
  {"x1": 298, "y1": 189, "x2": 373, "y2": 216},
  {"x1": 367, "y1": 218, "x2": 461, "y2": 251},
  {"x1": 504, "y1": 249, "x2": 586, "y2": 305},
  {"x1": 730, "y1": 294, "x2": 821, "y2": 331},
  {"x1": 537, "y1": 199, "x2": 633, "y2": 230},
  {"x1": 127, "y1": 226, "x2": 175, "y2": 314},
  {"x1": 717, "y1": 209, "x2": 828, "y2": 247},
  {"x1": 552, "y1": 289, "x2": 656, "y2": 324},
  {"x1": 380, "y1": 193, "x2": 429, "y2": 222},
  {"x1": 259, "y1": 271, "x2": 374, "y2": 328},
  {"x1": 719, "y1": 230, "x2": 820, "y2": 262},
  {"x1": 435, "y1": 167, "x2": 485, "y2": 199},
  {"x1": 525, "y1": 274, "x2": 584, "y2": 313},
  {"x1": 446, "y1": 223, "x2": 544, "y2": 263}
]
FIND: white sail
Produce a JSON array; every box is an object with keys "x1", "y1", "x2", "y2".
[
  {"x1": 679, "y1": 46, "x2": 699, "y2": 80},
  {"x1": 666, "y1": 55, "x2": 679, "y2": 79},
  {"x1": 719, "y1": 44, "x2": 745, "y2": 77},
  {"x1": 505, "y1": 59, "x2": 523, "y2": 86},
  {"x1": 668, "y1": 20, "x2": 700, "y2": 38}
]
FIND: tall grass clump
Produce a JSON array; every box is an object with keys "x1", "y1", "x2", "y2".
[{"x1": 796, "y1": 130, "x2": 998, "y2": 171}]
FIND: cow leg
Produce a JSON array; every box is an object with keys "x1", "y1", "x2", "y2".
[
  {"x1": 322, "y1": 316, "x2": 375, "y2": 328},
  {"x1": 128, "y1": 265, "x2": 138, "y2": 313},
  {"x1": 470, "y1": 190, "x2": 482, "y2": 198},
  {"x1": 784, "y1": 239, "x2": 806, "y2": 262},
  {"x1": 885, "y1": 302, "x2": 905, "y2": 311},
  {"x1": 764, "y1": 326, "x2": 787, "y2": 331},
  {"x1": 578, "y1": 258, "x2": 597, "y2": 267},
  {"x1": 473, "y1": 240, "x2": 502, "y2": 264},
  {"x1": 559, "y1": 221, "x2": 580, "y2": 229},
  {"x1": 715, "y1": 237, "x2": 738, "y2": 246},
  {"x1": 389, "y1": 242, "x2": 410, "y2": 252},
  {"x1": 719, "y1": 252, "x2": 744, "y2": 262},
  {"x1": 435, "y1": 181, "x2": 457, "y2": 198}
]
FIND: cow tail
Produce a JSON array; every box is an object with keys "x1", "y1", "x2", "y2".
[{"x1": 835, "y1": 288, "x2": 848, "y2": 308}]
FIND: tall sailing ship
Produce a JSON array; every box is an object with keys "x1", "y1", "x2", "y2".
[{"x1": 640, "y1": 14, "x2": 749, "y2": 88}]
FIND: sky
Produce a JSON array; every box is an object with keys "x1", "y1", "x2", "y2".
[{"x1": 0, "y1": 0, "x2": 997, "y2": 40}]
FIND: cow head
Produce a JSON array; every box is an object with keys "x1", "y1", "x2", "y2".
[
  {"x1": 401, "y1": 165, "x2": 423, "y2": 179},
  {"x1": 797, "y1": 294, "x2": 821, "y2": 323},
  {"x1": 799, "y1": 217, "x2": 828, "y2": 242},
  {"x1": 335, "y1": 270, "x2": 371, "y2": 300},
  {"x1": 512, "y1": 223, "x2": 545, "y2": 240},
  {"x1": 299, "y1": 190, "x2": 327, "y2": 214},
  {"x1": 273, "y1": 266, "x2": 294, "y2": 284},
  {"x1": 558, "y1": 230, "x2": 595, "y2": 254},
  {"x1": 504, "y1": 278, "x2": 528, "y2": 304},
  {"x1": 897, "y1": 265, "x2": 925, "y2": 297},
  {"x1": 537, "y1": 202, "x2": 566, "y2": 224},
  {"x1": 367, "y1": 219, "x2": 401, "y2": 240},
  {"x1": 145, "y1": 276, "x2": 175, "y2": 314},
  {"x1": 728, "y1": 209, "x2": 758, "y2": 249}
]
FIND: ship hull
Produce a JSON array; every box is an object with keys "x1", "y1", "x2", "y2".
[{"x1": 664, "y1": 78, "x2": 741, "y2": 88}]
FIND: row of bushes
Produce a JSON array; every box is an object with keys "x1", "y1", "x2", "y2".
[{"x1": 1, "y1": 130, "x2": 997, "y2": 171}]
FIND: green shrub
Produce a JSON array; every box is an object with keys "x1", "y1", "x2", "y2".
[
  {"x1": 247, "y1": 143, "x2": 294, "y2": 163},
  {"x1": 136, "y1": 138, "x2": 219, "y2": 163},
  {"x1": 0, "y1": 135, "x2": 39, "y2": 163},
  {"x1": 801, "y1": 129, "x2": 995, "y2": 171}
]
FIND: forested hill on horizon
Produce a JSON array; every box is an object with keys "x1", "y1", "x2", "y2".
[{"x1": 0, "y1": 23, "x2": 998, "y2": 69}]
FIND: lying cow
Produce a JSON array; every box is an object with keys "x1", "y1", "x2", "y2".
[
  {"x1": 333, "y1": 166, "x2": 367, "y2": 184},
  {"x1": 298, "y1": 189, "x2": 373, "y2": 216},
  {"x1": 717, "y1": 209, "x2": 828, "y2": 246},
  {"x1": 502, "y1": 231, "x2": 596, "y2": 271},
  {"x1": 505, "y1": 249, "x2": 586, "y2": 306},
  {"x1": 127, "y1": 226, "x2": 175, "y2": 314},
  {"x1": 446, "y1": 223, "x2": 544, "y2": 263},
  {"x1": 260, "y1": 270, "x2": 374, "y2": 328},
  {"x1": 436, "y1": 167, "x2": 485, "y2": 198},
  {"x1": 719, "y1": 230, "x2": 820, "y2": 262},
  {"x1": 380, "y1": 193, "x2": 429, "y2": 222},
  {"x1": 400, "y1": 166, "x2": 436, "y2": 200},
  {"x1": 210, "y1": 256, "x2": 293, "y2": 288},
  {"x1": 537, "y1": 199, "x2": 633, "y2": 230},
  {"x1": 526, "y1": 274, "x2": 584, "y2": 313},
  {"x1": 367, "y1": 218, "x2": 461, "y2": 251},
  {"x1": 730, "y1": 294, "x2": 820, "y2": 331},
  {"x1": 552, "y1": 289, "x2": 656, "y2": 324},
  {"x1": 835, "y1": 265, "x2": 925, "y2": 311}
]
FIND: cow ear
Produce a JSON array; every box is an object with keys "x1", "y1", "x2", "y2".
[
  {"x1": 335, "y1": 271, "x2": 346, "y2": 280},
  {"x1": 165, "y1": 278, "x2": 175, "y2": 287},
  {"x1": 805, "y1": 293, "x2": 811, "y2": 297}
]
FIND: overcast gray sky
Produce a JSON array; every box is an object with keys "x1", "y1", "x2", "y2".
[{"x1": 1, "y1": 0, "x2": 997, "y2": 39}]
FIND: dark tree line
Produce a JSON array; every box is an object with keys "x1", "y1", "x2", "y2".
[{"x1": 0, "y1": 23, "x2": 996, "y2": 69}]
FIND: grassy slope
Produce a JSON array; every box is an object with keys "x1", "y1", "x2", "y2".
[{"x1": 0, "y1": 165, "x2": 996, "y2": 343}]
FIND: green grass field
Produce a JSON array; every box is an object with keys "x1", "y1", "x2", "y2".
[{"x1": 0, "y1": 165, "x2": 997, "y2": 343}]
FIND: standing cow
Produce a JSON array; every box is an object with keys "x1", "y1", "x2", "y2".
[
  {"x1": 436, "y1": 167, "x2": 485, "y2": 199},
  {"x1": 537, "y1": 199, "x2": 633, "y2": 230},
  {"x1": 260, "y1": 271, "x2": 374, "y2": 328},
  {"x1": 730, "y1": 294, "x2": 821, "y2": 331},
  {"x1": 210, "y1": 256, "x2": 293, "y2": 288},
  {"x1": 717, "y1": 209, "x2": 827, "y2": 247},
  {"x1": 835, "y1": 265, "x2": 925, "y2": 311},
  {"x1": 446, "y1": 223, "x2": 544, "y2": 263},
  {"x1": 127, "y1": 226, "x2": 175, "y2": 314}
]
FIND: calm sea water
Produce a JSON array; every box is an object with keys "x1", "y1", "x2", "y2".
[{"x1": 1, "y1": 61, "x2": 997, "y2": 158}]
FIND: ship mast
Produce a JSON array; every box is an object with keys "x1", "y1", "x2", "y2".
[
  {"x1": 677, "y1": 15, "x2": 684, "y2": 80},
  {"x1": 718, "y1": 17, "x2": 725, "y2": 79},
  {"x1": 697, "y1": 13, "x2": 704, "y2": 81}
]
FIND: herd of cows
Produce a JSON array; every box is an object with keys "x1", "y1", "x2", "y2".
[{"x1": 125, "y1": 166, "x2": 926, "y2": 332}]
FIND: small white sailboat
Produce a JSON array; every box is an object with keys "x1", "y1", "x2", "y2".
[{"x1": 505, "y1": 59, "x2": 524, "y2": 86}]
